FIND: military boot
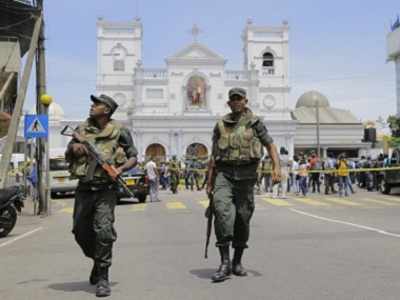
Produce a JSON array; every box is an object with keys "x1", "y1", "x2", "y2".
[
  {"x1": 89, "y1": 261, "x2": 99, "y2": 285},
  {"x1": 232, "y1": 248, "x2": 247, "y2": 276},
  {"x1": 211, "y1": 246, "x2": 231, "y2": 282},
  {"x1": 96, "y1": 267, "x2": 111, "y2": 297}
]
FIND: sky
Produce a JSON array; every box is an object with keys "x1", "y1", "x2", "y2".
[{"x1": 24, "y1": 0, "x2": 400, "y2": 122}]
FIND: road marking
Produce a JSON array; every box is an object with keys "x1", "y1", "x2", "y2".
[
  {"x1": 290, "y1": 208, "x2": 400, "y2": 238},
  {"x1": 293, "y1": 197, "x2": 330, "y2": 206},
  {"x1": 199, "y1": 200, "x2": 209, "y2": 208},
  {"x1": 381, "y1": 196, "x2": 400, "y2": 203},
  {"x1": 263, "y1": 198, "x2": 292, "y2": 206},
  {"x1": 166, "y1": 201, "x2": 187, "y2": 210},
  {"x1": 0, "y1": 227, "x2": 44, "y2": 249},
  {"x1": 323, "y1": 197, "x2": 362, "y2": 206},
  {"x1": 130, "y1": 204, "x2": 147, "y2": 212},
  {"x1": 60, "y1": 207, "x2": 74, "y2": 214},
  {"x1": 363, "y1": 198, "x2": 398, "y2": 206}
]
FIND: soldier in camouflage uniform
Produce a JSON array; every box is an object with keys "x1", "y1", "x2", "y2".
[
  {"x1": 206, "y1": 87, "x2": 281, "y2": 282},
  {"x1": 169, "y1": 155, "x2": 180, "y2": 194},
  {"x1": 65, "y1": 94, "x2": 137, "y2": 297}
]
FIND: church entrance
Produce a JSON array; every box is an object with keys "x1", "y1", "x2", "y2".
[
  {"x1": 185, "y1": 143, "x2": 208, "y2": 160},
  {"x1": 145, "y1": 143, "x2": 166, "y2": 163}
]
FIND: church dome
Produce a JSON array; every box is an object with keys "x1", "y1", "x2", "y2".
[
  {"x1": 49, "y1": 102, "x2": 65, "y2": 121},
  {"x1": 296, "y1": 91, "x2": 330, "y2": 108}
]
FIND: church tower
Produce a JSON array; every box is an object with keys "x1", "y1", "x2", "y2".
[
  {"x1": 242, "y1": 19, "x2": 290, "y2": 115},
  {"x1": 387, "y1": 18, "x2": 400, "y2": 116},
  {"x1": 96, "y1": 18, "x2": 143, "y2": 119}
]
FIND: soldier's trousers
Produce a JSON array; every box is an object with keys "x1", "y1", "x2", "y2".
[
  {"x1": 72, "y1": 185, "x2": 117, "y2": 268},
  {"x1": 213, "y1": 172, "x2": 256, "y2": 249}
]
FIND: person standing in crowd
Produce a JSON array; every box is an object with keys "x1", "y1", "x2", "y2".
[
  {"x1": 261, "y1": 156, "x2": 272, "y2": 193},
  {"x1": 298, "y1": 157, "x2": 309, "y2": 196},
  {"x1": 206, "y1": 87, "x2": 281, "y2": 282},
  {"x1": 65, "y1": 94, "x2": 137, "y2": 297},
  {"x1": 292, "y1": 155, "x2": 300, "y2": 195},
  {"x1": 323, "y1": 154, "x2": 336, "y2": 195},
  {"x1": 272, "y1": 147, "x2": 289, "y2": 199},
  {"x1": 337, "y1": 153, "x2": 350, "y2": 197},
  {"x1": 169, "y1": 156, "x2": 180, "y2": 194},
  {"x1": 145, "y1": 156, "x2": 159, "y2": 202},
  {"x1": 308, "y1": 152, "x2": 321, "y2": 193}
]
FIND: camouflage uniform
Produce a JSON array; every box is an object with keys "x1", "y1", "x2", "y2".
[
  {"x1": 211, "y1": 109, "x2": 273, "y2": 249},
  {"x1": 66, "y1": 118, "x2": 137, "y2": 279}
]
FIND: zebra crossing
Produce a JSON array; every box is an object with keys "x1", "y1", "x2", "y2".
[{"x1": 57, "y1": 195, "x2": 400, "y2": 214}]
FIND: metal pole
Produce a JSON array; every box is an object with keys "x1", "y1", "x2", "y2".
[
  {"x1": 35, "y1": 1, "x2": 50, "y2": 215},
  {"x1": 316, "y1": 100, "x2": 321, "y2": 158}
]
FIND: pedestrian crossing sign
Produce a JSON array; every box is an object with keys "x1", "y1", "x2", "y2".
[{"x1": 24, "y1": 114, "x2": 49, "y2": 139}]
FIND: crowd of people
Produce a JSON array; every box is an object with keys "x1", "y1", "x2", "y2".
[
  {"x1": 138, "y1": 150, "x2": 394, "y2": 200},
  {"x1": 258, "y1": 149, "x2": 392, "y2": 198}
]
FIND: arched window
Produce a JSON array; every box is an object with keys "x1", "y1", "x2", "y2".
[
  {"x1": 186, "y1": 76, "x2": 206, "y2": 107},
  {"x1": 112, "y1": 44, "x2": 127, "y2": 72},
  {"x1": 262, "y1": 52, "x2": 274, "y2": 68}
]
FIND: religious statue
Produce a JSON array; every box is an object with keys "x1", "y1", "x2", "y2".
[{"x1": 187, "y1": 76, "x2": 206, "y2": 107}]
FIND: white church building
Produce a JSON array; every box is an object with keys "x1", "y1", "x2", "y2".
[{"x1": 44, "y1": 18, "x2": 368, "y2": 161}]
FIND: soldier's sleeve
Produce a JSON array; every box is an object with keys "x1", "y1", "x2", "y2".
[
  {"x1": 118, "y1": 127, "x2": 138, "y2": 159},
  {"x1": 252, "y1": 118, "x2": 274, "y2": 146},
  {"x1": 211, "y1": 123, "x2": 220, "y2": 159},
  {"x1": 64, "y1": 125, "x2": 81, "y2": 163}
]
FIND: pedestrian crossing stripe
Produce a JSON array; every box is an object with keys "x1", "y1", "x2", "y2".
[
  {"x1": 198, "y1": 200, "x2": 209, "y2": 208},
  {"x1": 60, "y1": 207, "x2": 73, "y2": 214},
  {"x1": 323, "y1": 197, "x2": 362, "y2": 206},
  {"x1": 263, "y1": 198, "x2": 292, "y2": 206},
  {"x1": 293, "y1": 197, "x2": 330, "y2": 206},
  {"x1": 166, "y1": 201, "x2": 187, "y2": 210},
  {"x1": 381, "y1": 197, "x2": 400, "y2": 203},
  {"x1": 130, "y1": 204, "x2": 147, "y2": 211},
  {"x1": 363, "y1": 198, "x2": 398, "y2": 206}
]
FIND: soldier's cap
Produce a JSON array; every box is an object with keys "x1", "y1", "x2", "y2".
[
  {"x1": 228, "y1": 87, "x2": 246, "y2": 100},
  {"x1": 90, "y1": 94, "x2": 118, "y2": 114}
]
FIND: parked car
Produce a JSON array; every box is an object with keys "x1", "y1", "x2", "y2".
[
  {"x1": 50, "y1": 157, "x2": 78, "y2": 198},
  {"x1": 116, "y1": 168, "x2": 149, "y2": 203},
  {"x1": 381, "y1": 149, "x2": 400, "y2": 194}
]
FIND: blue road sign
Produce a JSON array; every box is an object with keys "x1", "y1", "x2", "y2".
[{"x1": 24, "y1": 114, "x2": 48, "y2": 139}]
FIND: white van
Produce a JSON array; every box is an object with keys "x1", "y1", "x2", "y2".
[{"x1": 50, "y1": 148, "x2": 78, "y2": 198}]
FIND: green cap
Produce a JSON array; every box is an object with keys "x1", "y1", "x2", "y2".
[
  {"x1": 228, "y1": 87, "x2": 246, "y2": 99},
  {"x1": 90, "y1": 94, "x2": 118, "y2": 114}
]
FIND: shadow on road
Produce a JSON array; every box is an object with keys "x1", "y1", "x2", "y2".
[
  {"x1": 190, "y1": 268, "x2": 263, "y2": 280},
  {"x1": 48, "y1": 281, "x2": 118, "y2": 294}
]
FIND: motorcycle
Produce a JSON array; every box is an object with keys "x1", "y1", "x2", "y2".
[{"x1": 0, "y1": 186, "x2": 25, "y2": 238}]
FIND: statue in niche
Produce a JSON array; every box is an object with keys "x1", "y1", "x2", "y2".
[{"x1": 187, "y1": 76, "x2": 206, "y2": 107}]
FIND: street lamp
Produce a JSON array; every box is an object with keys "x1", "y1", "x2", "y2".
[{"x1": 313, "y1": 93, "x2": 321, "y2": 158}]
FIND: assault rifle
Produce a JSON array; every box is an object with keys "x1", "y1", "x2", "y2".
[
  {"x1": 61, "y1": 125, "x2": 135, "y2": 199},
  {"x1": 204, "y1": 161, "x2": 216, "y2": 259},
  {"x1": 204, "y1": 191, "x2": 213, "y2": 259}
]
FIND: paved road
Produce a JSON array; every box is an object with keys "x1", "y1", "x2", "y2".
[{"x1": 1, "y1": 188, "x2": 400, "y2": 299}]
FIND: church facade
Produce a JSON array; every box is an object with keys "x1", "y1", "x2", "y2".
[
  {"x1": 41, "y1": 18, "x2": 369, "y2": 162},
  {"x1": 95, "y1": 18, "x2": 296, "y2": 161}
]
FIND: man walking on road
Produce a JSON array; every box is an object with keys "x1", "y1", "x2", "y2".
[
  {"x1": 145, "y1": 156, "x2": 160, "y2": 202},
  {"x1": 206, "y1": 87, "x2": 281, "y2": 282},
  {"x1": 65, "y1": 94, "x2": 138, "y2": 297}
]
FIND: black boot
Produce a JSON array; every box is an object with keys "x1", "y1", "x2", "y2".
[
  {"x1": 232, "y1": 248, "x2": 247, "y2": 276},
  {"x1": 211, "y1": 246, "x2": 231, "y2": 282},
  {"x1": 96, "y1": 267, "x2": 111, "y2": 297},
  {"x1": 89, "y1": 261, "x2": 99, "y2": 285}
]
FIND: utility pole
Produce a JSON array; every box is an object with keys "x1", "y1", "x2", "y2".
[
  {"x1": 35, "y1": 0, "x2": 50, "y2": 215},
  {"x1": 315, "y1": 98, "x2": 321, "y2": 158}
]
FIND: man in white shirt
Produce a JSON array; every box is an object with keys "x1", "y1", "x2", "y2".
[{"x1": 145, "y1": 157, "x2": 159, "y2": 202}]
